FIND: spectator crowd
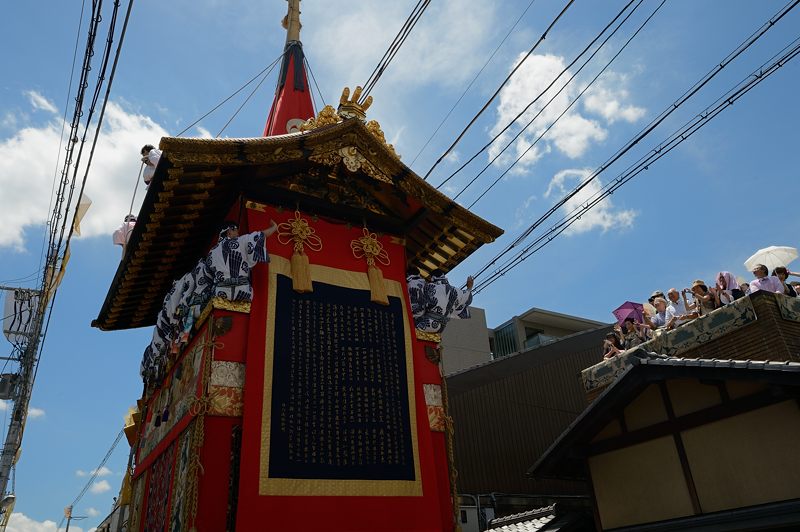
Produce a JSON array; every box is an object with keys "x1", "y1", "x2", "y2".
[{"x1": 603, "y1": 264, "x2": 800, "y2": 359}]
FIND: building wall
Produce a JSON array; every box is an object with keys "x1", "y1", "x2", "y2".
[
  {"x1": 441, "y1": 307, "x2": 491, "y2": 375},
  {"x1": 588, "y1": 378, "x2": 800, "y2": 529},
  {"x1": 682, "y1": 400, "x2": 800, "y2": 513},
  {"x1": 590, "y1": 436, "x2": 695, "y2": 529},
  {"x1": 447, "y1": 327, "x2": 610, "y2": 495}
]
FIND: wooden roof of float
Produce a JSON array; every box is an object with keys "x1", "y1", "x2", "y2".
[{"x1": 94, "y1": 116, "x2": 502, "y2": 331}]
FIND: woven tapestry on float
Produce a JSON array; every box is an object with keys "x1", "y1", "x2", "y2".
[
  {"x1": 168, "y1": 427, "x2": 193, "y2": 532},
  {"x1": 143, "y1": 441, "x2": 176, "y2": 531}
]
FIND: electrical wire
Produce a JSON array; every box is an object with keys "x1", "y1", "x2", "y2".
[
  {"x1": 472, "y1": 35, "x2": 800, "y2": 294},
  {"x1": 0, "y1": 0, "x2": 135, "y2": 501},
  {"x1": 175, "y1": 53, "x2": 283, "y2": 138},
  {"x1": 410, "y1": 0, "x2": 539, "y2": 166},
  {"x1": 215, "y1": 57, "x2": 282, "y2": 137},
  {"x1": 465, "y1": 0, "x2": 664, "y2": 206},
  {"x1": 38, "y1": 0, "x2": 88, "y2": 289},
  {"x1": 57, "y1": 430, "x2": 125, "y2": 529},
  {"x1": 436, "y1": 0, "x2": 638, "y2": 190},
  {"x1": 359, "y1": 0, "x2": 432, "y2": 103},
  {"x1": 423, "y1": 0, "x2": 576, "y2": 180},
  {"x1": 304, "y1": 56, "x2": 327, "y2": 109},
  {"x1": 468, "y1": 0, "x2": 800, "y2": 286}
]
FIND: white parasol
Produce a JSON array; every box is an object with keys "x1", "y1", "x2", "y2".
[{"x1": 744, "y1": 246, "x2": 798, "y2": 272}]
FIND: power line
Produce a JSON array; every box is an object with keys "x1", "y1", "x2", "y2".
[
  {"x1": 304, "y1": 56, "x2": 327, "y2": 109},
  {"x1": 38, "y1": 0, "x2": 88, "y2": 289},
  {"x1": 465, "y1": 0, "x2": 664, "y2": 207},
  {"x1": 409, "y1": 0, "x2": 540, "y2": 166},
  {"x1": 423, "y1": 0, "x2": 576, "y2": 180},
  {"x1": 468, "y1": 0, "x2": 800, "y2": 286},
  {"x1": 57, "y1": 430, "x2": 125, "y2": 529},
  {"x1": 473, "y1": 35, "x2": 800, "y2": 294},
  {"x1": 359, "y1": 0, "x2": 432, "y2": 104},
  {"x1": 0, "y1": 0, "x2": 136, "y2": 501},
  {"x1": 436, "y1": 0, "x2": 639, "y2": 191},
  {"x1": 215, "y1": 58, "x2": 282, "y2": 138},
  {"x1": 175, "y1": 53, "x2": 283, "y2": 138}
]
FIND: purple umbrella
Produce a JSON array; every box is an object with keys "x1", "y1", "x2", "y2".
[{"x1": 612, "y1": 301, "x2": 644, "y2": 325}]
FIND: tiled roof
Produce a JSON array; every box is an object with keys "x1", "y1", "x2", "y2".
[
  {"x1": 637, "y1": 356, "x2": 800, "y2": 371},
  {"x1": 530, "y1": 351, "x2": 800, "y2": 480},
  {"x1": 487, "y1": 505, "x2": 557, "y2": 532}
]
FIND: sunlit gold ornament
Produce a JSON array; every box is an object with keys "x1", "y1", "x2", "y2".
[
  {"x1": 277, "y1": 210, "x2": 322, "y2": 293},
  {"x1": 351, "y1": 226, "x2": 390, "y2": 305}
]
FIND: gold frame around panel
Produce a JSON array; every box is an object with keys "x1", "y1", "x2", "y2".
[{"x1": 259, "y1": 255, "x2": 422, "y2": 496}]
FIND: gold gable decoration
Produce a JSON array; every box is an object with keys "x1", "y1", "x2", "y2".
[
  {"x1": 338, "y1": 86, "x2": 372, "y2": 120},
  {"x1": 300, "y1": 86, "x2": 399, "y2": 160},
  {"x1": 277, "y1": 210, "x2": 322, "y2": 293},
  {"x1": 351, "y1": 227, "x2": 390, "y2": 305}
]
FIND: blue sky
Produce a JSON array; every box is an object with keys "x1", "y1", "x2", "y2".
[{"x1": 1, "y1": 0, "x2": 799, "y2": 529}]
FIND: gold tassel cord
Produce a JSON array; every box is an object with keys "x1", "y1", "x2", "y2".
[
  {"x1": 351, "y1": 227, "x2": 390, "y2": 305},
  {"x1": 277, "y1": 210, "x2": 322, "y2": 293}
]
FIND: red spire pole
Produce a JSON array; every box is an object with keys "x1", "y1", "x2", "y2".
[{"x1": 263, "y1": 0, "x2": 316, "y2": 137}]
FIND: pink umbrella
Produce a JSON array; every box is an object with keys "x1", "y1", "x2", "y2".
[{"x1": 612, "y1": 301, "x2": 644, "y2": 325}]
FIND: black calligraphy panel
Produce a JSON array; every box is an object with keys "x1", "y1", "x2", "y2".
[{"x1": 269, "y1": 274, "x2": 415, "y2": 480}]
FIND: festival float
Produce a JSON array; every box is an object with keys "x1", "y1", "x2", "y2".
[{"x1": 92, "y1": 1, "x2": 502, "y2": 530}]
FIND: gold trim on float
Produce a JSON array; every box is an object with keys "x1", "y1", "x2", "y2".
[
  {"x1": 196, "y1": 298, "x2": 252, "y2": 330},
  {"x1": 415, "y1": 330, "x2": 441, "y2": 344},
  {"x1": 259, "y1": 255, "x2": 422, "y2": 497}
]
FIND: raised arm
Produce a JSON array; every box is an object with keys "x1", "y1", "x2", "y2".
[{"x1": 262, "y1": 219, "x2": 278, "y2": 238}]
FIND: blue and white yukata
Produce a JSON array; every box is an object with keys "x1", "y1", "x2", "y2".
[
  {"x1": 407, "y1": 274, "x2": 427, "y2": 319},
  {"x1": 206, "y1": 231, "x2": 269, "y2": 302},
  {"x1": 409, "y1": 274, "x2": 473, "y2": 334},
  {"x1": 141, "y1": 272, "x2": 189, "y2": 381}
]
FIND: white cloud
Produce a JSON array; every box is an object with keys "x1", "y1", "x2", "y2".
[
  {"x1": 2, "y1": 111, "x2": 19, "y2": 130},
  {"x1": 513, "y1": 194, "x2": 537, "y2": 228},
  {"x1": 306, "y1": 0, "x2": 498, "y2": 93},
  {"x1": 582, "y1": 73, "x2": 646, "y2": 124},
  {"x1": 5, "y1": 512, "x2": 87, "y2": 532},
  {"x1": 89, "y1": 479, "x2": 111, "y2": 494},
  {"x1": 0, "y1": 100, "x2": 169, "y2": 250},
  {"x1": 0, "y1": 401, "x2": 7, "y2": 411},
  {"x1": 28, "y1": 407, "x2": 45, "y2": 419},
  {"x1": 444, "y1": 150, "x2": 460, "y2": 164},
  {"x1": 489, "y1": 53, "x2": 644, "y2": 174},
  {"x1": 24, "y1": 91, "x2": 58, "y2": 114},
  {"x1": 544, "y1": 168, "x2": 636, "y2": 235},
  {"x1": 76, "y1": 466, "x2": 112, "y2": 478},
  {"x1": 195, "y1": 126, "x2": 213, "y2": 139},
  {"x1": 85, "y1": 507, "x2": 100, "y2": 518}
]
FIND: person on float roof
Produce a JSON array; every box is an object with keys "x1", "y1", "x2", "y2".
[{"x1": 140, "y1": 144, "x2": 162, "y2": 186}]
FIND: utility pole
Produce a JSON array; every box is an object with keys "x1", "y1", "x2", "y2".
[
  {"x1": 64, "y1": 505, "x2": 87, "y2": 531},
  {"x1": 0, "y1": 286, "x2": 44, "y2": 499}
]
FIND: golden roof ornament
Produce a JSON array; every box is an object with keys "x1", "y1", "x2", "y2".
[
  {"x1": 338, "y1": 86, "x2": 373, "y2": 120},
  {"x1": 299, "y1": 86, "x2": 399, "y2": 159}
]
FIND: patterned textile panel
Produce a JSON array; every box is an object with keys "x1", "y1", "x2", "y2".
[
  {"x1": 582, "y1": 297, "x2": 757, "y2": 392},
  {"x1": 776, "y1": 293, "x2": 800, "y2": 322},
  {"x1": 208, "y1": 361, "x2": 245, "y2": 416},
  {"x1": 168, "y1": 426, "x2": 193, "y2": 532},
  {"x1": 139, "y1": 334, "x2": 206, "y2": 460},
  {"x1": 143, "y1": 441, "x2": 177, "y2": 532},
  {"x1": 129, "y1": 472, "x2": 147, "y2": 532}
]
